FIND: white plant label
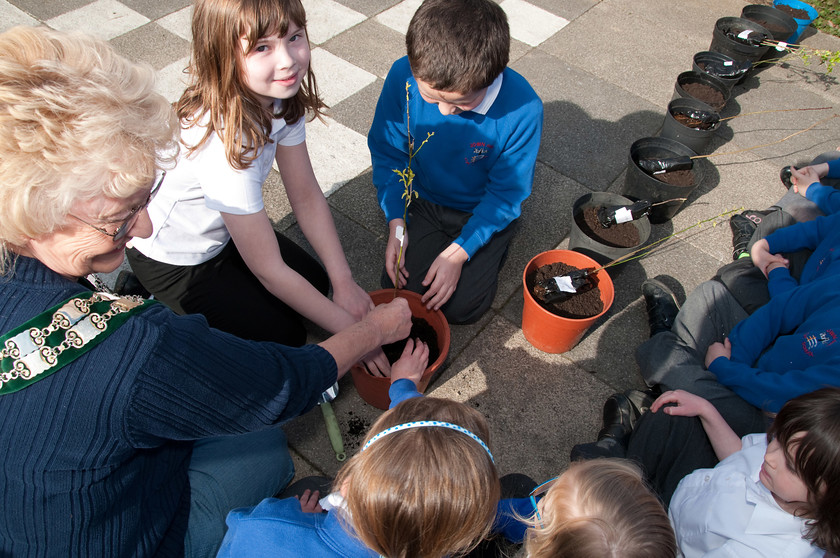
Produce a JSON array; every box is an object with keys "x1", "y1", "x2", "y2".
[
  {"x1": 552, "y1": 275, "x2": 577, "y2": 293},
  {"x1": 395, "y1": 225, "x2": 405, "y2": 246},
  {"x1": 724, "y1": 61, "x2": 734, "y2": 66},
  {"x1": 776, "y1": 41, "x2": 787, "y2": 51},
  {"x1": 737, "y1": 30, "x2": 753, "y2": 39},
  {"x1": 614, "y1": 207, "x2": 633, "y2": 224}
]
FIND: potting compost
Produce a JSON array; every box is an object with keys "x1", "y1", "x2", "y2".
[
  {"x1": 596, "y1": 200, "x2": 651, "y2": 228},
  {"x1": 381, "y1": 316, "x2": 441, "y2": 366},
  {"x1": 673, "y1": 109, "x2": 719, "y2": 130},
  {"x1": 528, "y1": 262, "x2": 604, "y2": 319},
  {"x1": 578, "y1": 206, "x2": 641, "y2": 247},
  {"x1": 680, "y1": 82, "x2": 726, "y2": 110}
]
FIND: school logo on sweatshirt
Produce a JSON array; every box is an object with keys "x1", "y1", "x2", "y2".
[
  {"x1": 465, "y1": 142, "x2": 494, "y2": 165},
  {"x1": 802, "y1": 329, "x2": 837, "y2": 357}
]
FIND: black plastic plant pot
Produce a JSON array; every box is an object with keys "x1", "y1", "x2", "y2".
[
  {"x1": 672, "y1": 71, "x2": 730, "y2": 112},
  {"x1": 692, "y1": 51, "x2": 750, "y2": 93},
  {"x1": 660, "y1": 97, "x2": 721, "y2": 155},
  {"x1": 569, "y1": 192, "x2": 651, "y2": 268},
  {"x1": 620, "y1": 137, "x2": 706, "y2": 224},
  {"x1": 741, "y1": 4, "x2": 797, "y2": 42},
  {"x1": 709, "y1": 17, "x2": 772, "y2": 64}
]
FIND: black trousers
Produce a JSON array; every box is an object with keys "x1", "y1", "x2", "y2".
[
  {"x1": 127, "y1": 231, "x2": 328, "y2": 347},
  {"x1": 381, "y1": 196, "x2": 518, "y2": 325}
]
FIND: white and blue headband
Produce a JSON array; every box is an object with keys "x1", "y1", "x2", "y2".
[{"x1": 361, "y1": 420, "x2": 495, "y2": 463}]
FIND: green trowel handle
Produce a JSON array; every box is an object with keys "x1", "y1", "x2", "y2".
[{"x1": 320, "y1": 401, "x2": 346, "y2": 461}]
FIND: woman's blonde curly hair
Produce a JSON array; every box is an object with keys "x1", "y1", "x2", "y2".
[{"x1": 0, "y1": 26, "x2": 178, "y2": 272}]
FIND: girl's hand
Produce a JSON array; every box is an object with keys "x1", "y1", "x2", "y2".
[
  {"x1": 705, "y1": 338, "x2": 731, "y2": 368},
  {"x1": 421, "y1": 243, "x2": 468, "y2": 311},
  {"x1": 385, "y1": 219, "x2": 409, "y2": 288},
  {"x1": 390, "y1": 338, "x2": 429, "y2": 387},
  {"x1": 362, "y1": 347, "x2": 391, "y2": 377},
  {"x1": 297, "y1": 489, "x2": 323, "y2": 514},
  {"x1": 750, "y1": 239, "x2": 788, "y2": 278},
  {"x1": 791, "y1": 165, "x2": 821, "y2": 197},
  {"x1": 333, "y1": 279, "x2": 374, "y2": 322},
  {"x1": 651, "y1": 389, "x2": 713, "y2": 418}
]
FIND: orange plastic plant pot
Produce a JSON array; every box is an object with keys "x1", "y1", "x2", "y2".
[{"x1": 521, "y1": 250, "x2": 615, "y2": 354}]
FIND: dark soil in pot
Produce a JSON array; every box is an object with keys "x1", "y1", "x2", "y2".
[
  {"x1": 575, "y1": 206, "x2": 640, "y2": 248},
  {"x1": 774, "y1": 4, "x2": 810, "y2": 19},
  {"x1": 527, "y1": 262, "x2": 604, "y2": 319},
  {"x1": 680, "y1": 82, "x2": 726, "y2": 110},
  {"x1": 653, "y1": 168, "x2": 695, "y2": 187},
  {"x1": 673, "y1": 111, "x2": 718, "y2": 131},
  {"x1": 381, "y1": 316, "x2": 440, "y2": 365}
]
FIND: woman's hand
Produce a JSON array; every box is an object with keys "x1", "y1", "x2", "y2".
[
  {"x1": 390, "y1": 338, "x2": 429, "y2": 387},
  {"x1": 332, "y1": 278, "x2": 374, "y2": 322},
  {"x1": 421, "y1": 243, "x2": 468, "y2": 311},
  {"x1": 750, "y1": 239, "x2": 788, "y2": 278},
  {"x1": 385, "y1": 219, "x2": 409, "y2": 288},
  {"x1": 705, "y1": 338, "x2": 731, "y2": 368},
  {"x1": 297, "y1": 489, "x2": 323, "y2": 514}
]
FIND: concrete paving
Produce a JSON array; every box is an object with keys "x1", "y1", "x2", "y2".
[{"x1": 3, "y1": 0, "x2": 838, "y2": 484}]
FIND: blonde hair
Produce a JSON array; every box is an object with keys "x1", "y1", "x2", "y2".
[
  {"x1": 179, "y1": 0, "x2": 326, "y2": 170},
  {"x1": 334, "y1": 397, "x2": 500, "y2": 558},
  {"x1": 524, "y1": 459, "x2": 677, "y2": 558},
  {"x1": 0, "y1": 26, "x2": 178, "y2": 272}
]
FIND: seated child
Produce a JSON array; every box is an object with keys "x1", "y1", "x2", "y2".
[
  {"x1": 494, "y1": 459, "x2": 677, "y2": 557},
  {"x1": 216, "y1": 341, "x2": 501, "y2": 557},
  {"x1": 657, "y1": 388, "x2": 840, "y2": 557},
  {"x1": 635, "y1": 275, "x2": 840, "y2": 438},
  {"x1": 368, "y1": 0, "x2": 543, "y2": 324}
]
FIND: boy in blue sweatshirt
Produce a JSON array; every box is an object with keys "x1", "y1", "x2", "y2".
[{"x1": 368, "y1": 0, "x2": 543, "y2": 324}]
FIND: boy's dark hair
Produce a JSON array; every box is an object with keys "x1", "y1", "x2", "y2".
[
  {"x1": 406, "y1": 0, "x2": 510, "y2": 94},
  {"x1": 769, "y1": 387, "x2": 840, "y2": 554}
]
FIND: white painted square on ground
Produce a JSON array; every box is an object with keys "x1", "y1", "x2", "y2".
[
  {"x1": 155, "y1": 56, "x2": 190, "y2": 104},
  {"x1": 501, "y1": 0, "x2": 568, "y2": 47},
  {"x1": 374, "y1": 0, "x2": 422, "y2": 36},
  {"x1": 302, "y1": 0, "x2": 365, "y2": 45},
  {"x1": 0, "y1": 1, "x2": 37, "y2": 32},
  {"x1": 157, "y1": 5, "x2": 192, "y2": 42},
  {"x1": 47, "y1": 0, "x2": 149, "y2": 41},
  {"x1": 311, "y1": 48, "x2": 376, "y2": 107},
  {"x1": 304, "y1": 116, "x2": 370, "y2": 196}
]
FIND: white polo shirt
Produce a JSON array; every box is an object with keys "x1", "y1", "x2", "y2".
[
  {"x1": 669, "y1": 433, "x2": 823, "y2": 558},
  {"x1": 130, "y1": 106, "x2": 306, "y2": 265}
]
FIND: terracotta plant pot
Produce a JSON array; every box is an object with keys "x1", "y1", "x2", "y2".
[
  {"x1": 522, "y1": 250, "x2": 614, "y2": 354},
  {"x1": 350, "y1": 289, "x2": 450, "y2": 410}
]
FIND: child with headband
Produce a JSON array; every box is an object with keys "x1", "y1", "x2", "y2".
[
  {"x1": 493, "y1": 459, "x2": 677, "y2": 558},
  {"x1": 217, "y1": 339, "x2": 500, "y2": 557}
]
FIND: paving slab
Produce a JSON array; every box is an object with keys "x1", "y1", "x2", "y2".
[{"x1": 11, "y1": 0, "x2": 840, "y2": 499}]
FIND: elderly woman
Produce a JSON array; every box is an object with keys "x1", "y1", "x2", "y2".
[{"x1": 0, "y1": 26, "x2": 411, "y2": 558}]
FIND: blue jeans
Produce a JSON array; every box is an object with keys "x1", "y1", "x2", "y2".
[{"x1": 185, "y1": 427, "x2": 295, "y2": 558}]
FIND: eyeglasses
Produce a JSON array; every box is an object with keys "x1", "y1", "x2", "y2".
[
  {"x1": 72, "y1": 172, "x2": 165, "y2": 242},
  {"x1": 529, "y1": 476, "x2": 558, "y2": 528}
]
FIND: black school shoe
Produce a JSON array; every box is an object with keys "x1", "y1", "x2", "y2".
[
  {"x1": 780, "y1": 165, "x2": 793, "y2": 189},
  {"x1": 642, "y1": 278, "x2": 680, "y2": 337}
]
